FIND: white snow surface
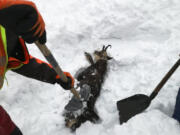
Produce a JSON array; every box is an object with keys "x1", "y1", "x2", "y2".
[{"x1": 1, "y1": 0, "x2": 180, "y2": 134}]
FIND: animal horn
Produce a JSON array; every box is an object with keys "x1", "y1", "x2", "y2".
[
  {"x1": 105, "y1": 45, "x2": 112, "y2": 51},
  {"x1": 102, "y1": 45, "x2": 106, "y2": 51}
]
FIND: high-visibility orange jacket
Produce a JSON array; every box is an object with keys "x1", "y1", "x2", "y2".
[
  {"x1": 0, "y1": 0, "x2": 46, "y2": 44},
  {"x1": 0, "y1": 25, "x2": 59, "y2": 90},
  {"x1": 0, "y1": 25, "x2": 30, "y2": 89}
]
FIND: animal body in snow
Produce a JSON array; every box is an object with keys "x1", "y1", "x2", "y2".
[{"x1": 63, "y1": 45, "x2": 112, "y2": 131}]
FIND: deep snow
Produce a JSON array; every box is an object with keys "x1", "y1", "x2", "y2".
[{"x1": 1, "y1": 0, "x2": 180, "y2": 134}]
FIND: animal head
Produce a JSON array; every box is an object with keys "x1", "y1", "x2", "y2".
[{"x1": 94, "y1": 45, "x2": 112, "y2": 62}]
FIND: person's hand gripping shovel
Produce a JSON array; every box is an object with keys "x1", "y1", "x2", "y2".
[{"x1": 35, "y1": 41, "x2": 81, "y2": 99}]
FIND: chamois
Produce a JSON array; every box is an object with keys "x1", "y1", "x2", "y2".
[{"x1": 64, "y1": 45, "x2": 112, "y2": 131}]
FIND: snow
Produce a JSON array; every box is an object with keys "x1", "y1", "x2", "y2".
[{"x1": 1, "y1": 0, "x2": 180, "y2": 134}]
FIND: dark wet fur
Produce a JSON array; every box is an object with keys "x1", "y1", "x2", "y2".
[
  {"x1": 64, "y1": 45, "x2": 112, "y2": 131},
  {"x1": 75, "y1": 60, "x2": 108, "y2": 125}
]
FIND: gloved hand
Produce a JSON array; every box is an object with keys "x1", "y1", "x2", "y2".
[
  {"x1": 0, "y1": 0, "x2": 46, "y2": 44},
  {"x1": 56, "y1": 72, "x2": 75, "y2": 90}
]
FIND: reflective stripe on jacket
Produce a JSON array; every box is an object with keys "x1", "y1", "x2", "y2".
[
  {"x1": 0, "y1": 25, "x2": 30, "y2": 89},
  {"x1": 0, "y1": 25, "x2": 8, "y2": 89}
]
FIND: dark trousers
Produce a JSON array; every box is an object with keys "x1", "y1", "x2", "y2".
[
  {"x1": 11, "y1": 127, "x2": 23, "y2": 135},
  {"x1": 0, "y1": 106, "x2": 22, "y2": 135},
  {"x1": 173, "y1": 88, "x2": 180, "y2": 123}
]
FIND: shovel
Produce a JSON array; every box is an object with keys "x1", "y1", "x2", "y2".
[
  {"x1": 117, "y1": 58, "x2": 180, "y2": 124},
  {"x1": 35, "y1": 41, "x2": 80, "y2": 99}
]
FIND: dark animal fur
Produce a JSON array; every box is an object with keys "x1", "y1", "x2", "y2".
[{"x1": 64, "y1": 45, "x2": 112, "y2": 131}]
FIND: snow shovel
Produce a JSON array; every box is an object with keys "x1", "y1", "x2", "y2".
[
  {"x1": 117, "y1": 58, "x2": 180, "y2": 124},
  {"x1": 35, "y1": 41, "x2": 80, "y2": 99}
]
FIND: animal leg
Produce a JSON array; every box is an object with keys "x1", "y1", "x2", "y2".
[{"x1": 84, "y1": 52, "x2": 94, "y2": 65}]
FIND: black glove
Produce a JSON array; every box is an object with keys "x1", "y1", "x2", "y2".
[
  {"x1": 56, "y1": 72, "x2": 74, "y2": 90},
  {"x1": 0, "y1": 0, "x2": 46, "y2": 44}
]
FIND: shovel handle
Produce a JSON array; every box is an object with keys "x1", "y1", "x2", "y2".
[
  {"x1": 35, "y1": 41, "x2": 80, "y2": 99},
  {"x1": 150, "y1": 58, "x2": 180, "y2": 100}
]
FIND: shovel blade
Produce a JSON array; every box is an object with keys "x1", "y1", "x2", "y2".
[{"x1": 117, "y1": 94, "x2": 151, "y2": 124}]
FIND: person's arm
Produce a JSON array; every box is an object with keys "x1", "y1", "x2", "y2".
[
  {"x1": 12, "y1": 55, "x2": 74, "y2": 90},
  {"x1": 0, "y1": 0, "x2": 74, "y2": 89},
  {"x1": 0, "y1": 0, "x2": 46, "y2": 44}
]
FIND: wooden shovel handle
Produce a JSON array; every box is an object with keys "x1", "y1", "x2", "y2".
[
  {"x1": 35, "y1": 41, "x2": 80, "y2": 99},
  {"x1": 150, "y1": 58, "x2": 180, "y2": 100}
]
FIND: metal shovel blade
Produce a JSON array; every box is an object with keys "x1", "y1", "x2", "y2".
[{"x1": 117, "y1": 94, "x2": 151, "y2": 124}]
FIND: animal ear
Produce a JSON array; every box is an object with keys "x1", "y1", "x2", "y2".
[{"x1": 107, "y1": 56, "x2": 113, "y2": 60}]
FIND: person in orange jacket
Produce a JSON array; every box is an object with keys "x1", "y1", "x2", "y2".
[{"x1": 0, "y1": 0, "x2": 74, "y2": 134}]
